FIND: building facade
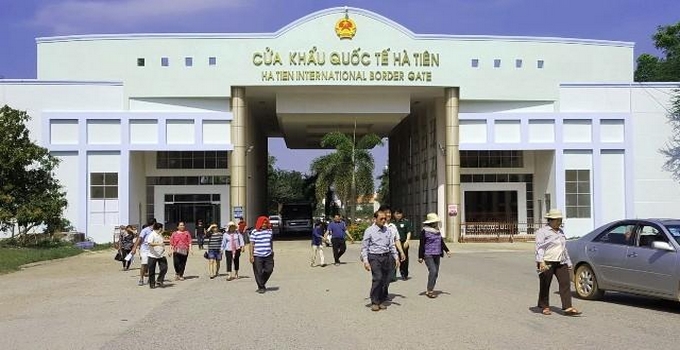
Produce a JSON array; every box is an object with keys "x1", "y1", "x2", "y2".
[{"x1": 1, "y1": 7, "x2": 678, "y2": 242}]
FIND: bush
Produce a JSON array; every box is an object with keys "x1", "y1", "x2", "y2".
[{"x1": 348, "y1": 222, "x2": 371, "y2": 241}]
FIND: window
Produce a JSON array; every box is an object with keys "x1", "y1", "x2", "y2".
[
  {"x1": 471, "y1": 59, "x2": 479, "y2": 68},
  {"x1": 594, "y1": 224, "x2": 636, "y2": 245},
  {"x1": 137, "y1": 58, "x2": 145, "y2": 67},
  {"x1": 461, "y1": 151, "x2": 523, "y2": 168},
  {"x1": 208, "y1": 57, "x2": 217, "y2": 66},
  {"x1": 156, "y1": 151, "x2": 228, "y2": 169},
  {"x1": 161, "y1": 57, "x2": 169, "y2": 67},
  {"x1": 515, "y1": 59, "x2": 523, "y2": 68},
  {"x1": 638, "y1": 224, "x2": 669, "y2": 248},
  {"x1": 90, "y1": 173, "x2": 118, "y2": 199},
  {"x1": 185, "y1": 57, "x2": 193, "y2": 67},
  {"x1": 565, "y1": 170, "x2": 591, "y2": 218},
  {"x1": 494, "y1": 59, "x2": 501, "y2": 68},
  {"x1": 537, "y1": 60, "x2": 545, "y2": 69}
]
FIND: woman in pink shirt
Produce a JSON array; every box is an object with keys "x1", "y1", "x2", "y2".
[{"x1": 170, "y1": 222, "x2": 193, "y2": 281}]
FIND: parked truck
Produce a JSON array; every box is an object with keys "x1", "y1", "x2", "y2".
[{"x1": 280, "y1": 202, "x2": 314, "y2": 236}]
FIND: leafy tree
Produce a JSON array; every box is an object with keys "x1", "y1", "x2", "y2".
[
  {"x1": 376, "y1": 165, "x2": 389, "y2": 205},
  {"x1": 310, "y1": 131, "x2": 383, "y2": 220},
  {"x1": 0, "y1": 105, "x2": 69, "y2": 238},
  {"x1": 267, "y1": 156, "x2": 315, "y2": 213},
  {"x1": 660, "y1": 93, "x2": 680, "y2": 179},
  {"x1": 635, "y1": 22, "x2": 680, "y2": 81}
]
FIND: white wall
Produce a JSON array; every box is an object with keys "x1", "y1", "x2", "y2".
[
  {"x1": 52, "y1": 152, "x2": 80, "y2": 232},
  {"x1": 87, "y1": 152, "x2": 121, "y2": 243},
  {"x1": 128, "y1": 151, "x2": 147, "y2": 227},
  {"x1": 0, "y1": 82, "x2": 123, "y2": 145},
  {"x1": 599, "y1": 150, "x2": 625, "y2": 223}
]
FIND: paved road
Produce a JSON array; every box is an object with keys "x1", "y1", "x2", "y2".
[{"x1": 1, "y1": 241, "x2": 679, "y2": 350}]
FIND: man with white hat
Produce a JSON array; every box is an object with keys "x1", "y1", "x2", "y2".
[{"x1": 535, "y1": 209, "x2": 581, "y2": 316}]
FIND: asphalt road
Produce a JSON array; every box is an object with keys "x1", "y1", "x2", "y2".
[{"x1": 1, "y1": 241, "x2": 679, "y2": 350}]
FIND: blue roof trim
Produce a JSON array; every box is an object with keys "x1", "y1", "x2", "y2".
[
  {"x1": 36, "y1": 7, "x2": 634, "y2": 48},
  {"x1": 0, "y1": 79, "x2": 123, "y2": 86}
]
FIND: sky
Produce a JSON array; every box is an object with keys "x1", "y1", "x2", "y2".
[{"x1": 1, "y1": 0, "x2": 679, "y2": 177}]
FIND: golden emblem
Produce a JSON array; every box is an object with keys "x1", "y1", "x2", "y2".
[{"x1": 335, "y1": 9, "x2": 356, "y2": 40}]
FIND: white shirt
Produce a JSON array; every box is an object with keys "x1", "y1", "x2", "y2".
[
  {"x1": 387, "y1": 222, "x2": 400, "y2": 241},
  {"x1": 145, "y1": 230, "x2": 165, "y2": 259}
]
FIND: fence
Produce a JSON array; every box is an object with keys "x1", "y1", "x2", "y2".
[{"x1": 459, "y1": 222, "x2": 541, "y2": 243}]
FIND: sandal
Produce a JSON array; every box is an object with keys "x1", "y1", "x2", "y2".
[
  {"x1": 227, "y1": 276, "x2": 234, "y2": 281},
  {"x1": 542, "y1": 308, "x2": 552, "y2": 315},
  {"x1": 425, "y1": 291, "x2": 436, "y2": 299},
  {"x1": 564, "y1": 308, "x2": 582, "y2": 316}
]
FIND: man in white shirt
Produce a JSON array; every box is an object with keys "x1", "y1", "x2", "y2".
[
  {"x1": 146, "y1": 222, "x2": 168, "y2": 289},
  {"x1": 131, "y1": 218, "x2": 156, "y2": 286}
]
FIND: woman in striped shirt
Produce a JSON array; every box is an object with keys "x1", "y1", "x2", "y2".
[{"x1": 206, "y1": 224, "x2": 224, "y2": 279}]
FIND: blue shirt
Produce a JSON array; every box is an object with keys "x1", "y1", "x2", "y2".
[
  {"x1": 250, "y1": 229, "x2": 273, "y2": 257},
  {"x1": 360, "y1": 223, "x2": 398, "y2": 263},
  {"x1": 312, "y1": 226, "x2": 324, "y2": 246},
  {"x1": 327, "y1": 221, "x2": 346, "y2": 239}
]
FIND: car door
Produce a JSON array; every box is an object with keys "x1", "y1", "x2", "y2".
[
  {"x1": 585, "y1": 222, "x2": 637, "y2": 288},
  {"x1": 622, "y1": 223, "x2": 679, "y2": 297}
]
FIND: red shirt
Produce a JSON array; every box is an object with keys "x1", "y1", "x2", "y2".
[{"x1": 170, "y1": 230, "x2": 192, "y2": 250}]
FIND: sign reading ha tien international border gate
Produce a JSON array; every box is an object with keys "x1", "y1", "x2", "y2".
[{"x1": 252, "y1": 47, "x2": 440, "y2": 83}]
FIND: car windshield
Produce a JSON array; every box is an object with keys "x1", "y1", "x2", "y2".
[{"x1": 664, "y1": 225, "x2": 680, "y2": 245}]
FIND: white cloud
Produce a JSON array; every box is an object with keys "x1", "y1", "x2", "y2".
[{"x1": 31, "y1": 0, "x2": 246, "y2": 34}]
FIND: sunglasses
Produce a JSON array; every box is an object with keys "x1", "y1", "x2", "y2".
[{"x1": 376, "y1": 218, "x2": 387, "y2": 221}]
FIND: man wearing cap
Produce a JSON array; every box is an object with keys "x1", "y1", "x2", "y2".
[
  {"x1": 535, "y1": 209, "x2": 581, "y2": 316},
  {"x1": 361, "y1": 209, "x2": 399, "y2": 311}
]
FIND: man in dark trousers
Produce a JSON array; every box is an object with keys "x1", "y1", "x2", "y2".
[
  {"x1": 393, "y1": 208, "x2": 413, "y2": 280},
  {"x1": 327, "y1": 214, "x2": 350, "y2": 265},
  {"x1": 361, "y1": 209, "x2": 399, "y2": 311},
  {"x1": 250, "y1": 216, "x2": 274, "y2": 294}
]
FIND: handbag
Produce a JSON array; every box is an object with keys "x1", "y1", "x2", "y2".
[
  {"x1": 203, "y1": 251, "x2": 209, "y2": 259},
  {"x1": 114, "y1": 250, "x2": 124, "y2": 261}
]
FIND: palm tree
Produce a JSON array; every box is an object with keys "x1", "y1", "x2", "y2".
[
  {"x1": 310, "y1": 131, "x2": 383, "y2": 220},
  {"x1": 376, "y1": 166, "x2": 389, "y2": 205}
]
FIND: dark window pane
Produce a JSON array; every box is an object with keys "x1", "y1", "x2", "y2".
[
  {"x1": 158, "y1": 177, "x2": 172, "y2": 185},
  {"x1": 214, "y1": 176, "x2": 228, "y2": 185},
  {"x1": 168, "y1": 159, "x2": 180, "y2": 168},
  {"x1": 565, "y1": 170, "x2": 577, "y2": 181},
  {"x1": 91, "y1": 173, "x2": 104, "y2": 185},
  {"x1": 577, "y1": 207, "x2": 590, "y2": 218},
  {"x1": 565, "y1": 182, "x2": 577, "y2": 194},
  {"x1": 105, "y1": 186, "x2": 118, "y2": 199},
  {"x1": 566, "y1": 194, "x2": 577, "y2": 206},
  {"x1": 205, "y1": 158, "x2": 216, "y2": 168},
  {"x1": 194, "y1": 152, "x2": 205, "y2": 169},
  {"x1": 105, "y1": 173, "x2": 118, "y2": 185},
  {"x1": 172, "y1": 177, "x2": 187, "y2": 186},
  {"x1": 164, "y1": 194, "x2": 173, "y2": 202},
  {"x1": 91, "y1": 186, "x2": 104, "y2": 199},
  {"x1": 472, "y1": 174, "x2": 483, "y2": 182},
  {"x1": 577, "y1": 182, "x2": 590, "y2": 194},
  {"x1": 577, "y1": 194, "x2": 590, "y2": 206},
  {"x1": 217, "y1": 157, "x2": 228, "y2": 169},
  {"x1": 577, "y1": 170, "x2": 590, "y2": 181},
  {"x1": 181, "y1": 158, "x2": 193, "y2": 169},
  {"x1": 186, "y1": 177, "x2": 199, "y2": 185},
  {"x1": 212, "y1": 194, "x2": 221, "y2": 201},
  {"x1": 566, "y1": 206, "x2": 578, "y2": 218},
  {"x1": 484, "y1": 174, "x2": 495, "y2": 182}
]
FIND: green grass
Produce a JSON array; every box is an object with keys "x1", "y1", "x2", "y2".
[{"x1": 0, "y1": 246, "x2": 83, "y2": 274}]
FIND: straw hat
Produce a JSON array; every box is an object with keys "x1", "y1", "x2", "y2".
[
  {"x1": 207, "y1": 224, "x2": 218, "y2": 231},
  {"x1": 226, "y1": 221, "x2": 237, "y2": 228},
  {"x1": 423, "y1": 213, "x2": 441, "y2": 224},
  {"x1": 545, "y1": 209, "x2": 563, "y2": 220}
]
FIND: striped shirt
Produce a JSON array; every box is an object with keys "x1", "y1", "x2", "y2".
[
  {"x1": 250, "y1": 229, "x2": 273, "y2": 257},
  {"x1": 207, "y1": 232, "x2": 224, "y2": 251}
]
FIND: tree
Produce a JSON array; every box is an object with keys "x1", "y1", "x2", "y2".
[
  {"x1": 310, "y1": 131, "x2": 383, "y2": 220},
  {"x1": 660, "y1": 93, "x2": 680, "y2": 179},
  {"x1": 634, "y1": 22, "x2": 680, "y2": 82},
  {"x1": 0, "y1": 105, "x2": 69, "y2": 238},
  {"x1": 376, "y1": 165, "x2": 389, "y2": 205},
  {"x1": 267, "y1": 156, "x2": 315, "y2": 214}
]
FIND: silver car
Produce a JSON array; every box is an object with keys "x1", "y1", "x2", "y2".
[{"x1": 566, "y1": 219, "x2": 680, "y2": 301}]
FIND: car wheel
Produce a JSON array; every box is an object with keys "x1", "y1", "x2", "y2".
[{"x1": 574, "y1": 264, "x2": 604, "y2": 300}]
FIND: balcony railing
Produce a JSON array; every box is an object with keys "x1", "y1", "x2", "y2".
[{"x1": 459, "y1": 222, "x2": 542, "y2": 243}]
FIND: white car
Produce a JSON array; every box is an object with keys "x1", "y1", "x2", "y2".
[{"x1": 269, "y1": 215, "x2": 281, "y2": 232}]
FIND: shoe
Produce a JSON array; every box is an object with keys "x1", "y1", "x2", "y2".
[
  {"x1": 257, "y1": 288, "x2": 266, "y2": 294},
  {"x1": 334, "y1": 263, "x2": 340, "y2": 266},
  {"x1": 210, "y1": 275, "x2": 215, "y2": 279},
  {"x1": 149, "y1": 284, "x2": 156, "y2": 289},
  {"x1": 370, "y1": 304, "x2": 380, "y2": 312},
  {"x1": 425, "y1": 291, "x2": 436, "y2": 299},
  {"x1": 379, "y1": 303, "x2": 387, "y2": 309},
  {"x1": 138, "y1": 280, "x2": 144, "y2": 286},
  {"x1": 563, "y1": 308, "x2": 581, "y2": 316},
  {"x1": 178, "y1": 276, "x2": 185, "y2": 281},
  {"x1": 310, "y1": 263, "x2": 315, "y2": 267},
  {"x1": 320, "y1": 264, "x2": 326, "y2": 267},
  {"x1": 542, "y1": 308, "x2": 552, "y2": 315},
  {"x1": 157, "y1": 282, "x2": 164, "y2": 288}
]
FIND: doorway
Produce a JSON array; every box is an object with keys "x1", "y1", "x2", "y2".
[
  {"x1": 464, "y1": 191, "x2": 518, "y2": 222},
  {"x1": 164, "y1": 194, "x2": 221, "y2": 234}
]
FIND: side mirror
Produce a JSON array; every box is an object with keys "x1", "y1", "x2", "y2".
[{"x1": 651, "y1": 241, "x2": 676, "y2": 252}]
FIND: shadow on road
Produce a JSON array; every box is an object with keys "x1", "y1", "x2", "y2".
[{"x1": 574, "y1": 291, "x2": 680, "y2": 314}]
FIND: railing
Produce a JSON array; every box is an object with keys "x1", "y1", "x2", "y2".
[{"x1": 460, "y1": 222, "x2": 542, "y2": 243}]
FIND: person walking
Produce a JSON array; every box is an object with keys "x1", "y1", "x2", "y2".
[
  {"x1": 221, "y1": 221, "x2": 245, "y2": 281},
  {"x1": 118, "y1": 225, "x2": 136, "y2": 271},
  {"x1": 310, "y1": 219, "x2": 326, "y2": 267},
  {"x1": 131, "y1": 218, "x2": 157, "y2": 286},
  {"x1": 250, "y1": 216, "x2": 274, "y2": 293},
  {"x1": 379, "y1": 205, "x2": 405, "y2": 283},
  {"x1": 361, "y1": 209, "x2": 399, "y2": 311},
  {"x1": 195, "y1": 219, "x2": 206, "y2": 250},
  {"x1": 393, "y1": 208, "x2": 412, "y2": 280},
  {"x1": 206, "y1": 224, "x2": 224, "y2": 279},
  {"x1": 418, "y1": 213, "x2": 451, "y2": 298},
  {"x1": 327, "y1": 214, "x2": 350, "y2": 265},
  {"x1": 535, "y1": 209, "x2": 582, "y2": 316},
  {"x1": 146, "y1": 222, "x2": 168, "y2": 289},
  {"x1": 169, "y1": 221, "x2": 192, "y2": 281}
]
